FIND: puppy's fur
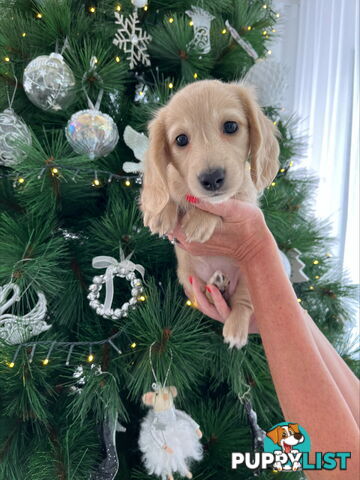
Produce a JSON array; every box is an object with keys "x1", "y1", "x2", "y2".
[{"x1": 140, "y1": 80, "x2": 279, "y2": 348}]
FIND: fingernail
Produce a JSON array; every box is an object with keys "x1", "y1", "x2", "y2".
[
  {"x1": 185, "y1": 194, "x2": 199, "y2": 204},
  {"x1": 189, "y1": 276, "x2": 193, "y2": 285},
  {"x1": 205, "y1": 285, "x2": 212, "y2": 293}
]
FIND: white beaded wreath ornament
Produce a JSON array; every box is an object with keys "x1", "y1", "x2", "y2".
[{"x1": 88, "y1": 249, "x2": 145, "y2": 320}]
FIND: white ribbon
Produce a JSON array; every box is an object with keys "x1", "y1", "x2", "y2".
[
  {"x1": 92, "y1": 249, "x2": 145, "y2": 313},
  {"x1": 225, "y1": 20, "x2": 259, "y2": 60}
]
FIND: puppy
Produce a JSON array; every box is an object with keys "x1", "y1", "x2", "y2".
[
  {"x1": 140, "y1": 80, "x2": 279, "y2": 348},
  {"x1": 266, "y1": 423, "x2": 304, "y2": 471}
]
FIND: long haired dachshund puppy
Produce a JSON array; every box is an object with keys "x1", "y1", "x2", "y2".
[{"x1": 140, "y1": 80, "x2": 280, "y2": 348}]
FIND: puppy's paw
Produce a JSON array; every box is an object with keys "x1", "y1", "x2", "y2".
[
  {"x1": 181, "y1": 209, "x2": 221, "y2": 243},
  {"x1": 144, "y1": 203, "x2": 178, "y2": 236},
  {"x1": 223, "y1": 313, "x2": 249, "y2": 349}
]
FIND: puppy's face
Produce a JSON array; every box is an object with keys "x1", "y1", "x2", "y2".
[
  {"x1": 141, "y1": 80, "x2": 279, "y2": 219},
  {"x1": 266, "y1": 423, "x2": 304, "y2": 453},
  {"x1": 165, "y1": 82, "x2": 251, "y2": 202}
]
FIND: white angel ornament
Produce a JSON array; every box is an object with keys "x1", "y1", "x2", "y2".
[{"x1": 122, "y1": 125, "x2": 148, "y2": 174}]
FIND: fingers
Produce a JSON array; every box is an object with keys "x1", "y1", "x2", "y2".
[
  {"x1": 185, "y1": 196, "x2": 254, "y2": 218},
  {"x1": 206, "y1": 285, "x2": 231, "y2": 320},
  {"x1": 191, "y1": 276, "x2": 224, "y2": 323}
]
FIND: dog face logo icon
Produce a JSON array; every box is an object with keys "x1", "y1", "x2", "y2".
[{"x1": 264, "y1": 422, "x2": 310, "y2": 472}]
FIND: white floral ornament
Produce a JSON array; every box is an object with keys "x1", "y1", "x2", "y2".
[
  {"x1": 122, "y1": 125, "x2": 148, "y2": 173},
  {"x1": 0, "y1": 283, "x2": 51, "y2": 345},
  {"x1": 88, "y1": 248, "x2": 145, "y2": 320},
  {"x1": 186, "y1": 6, "x2": 215, "y2": 54},
  {"x1": 113, "y1": 9, "x2": 152, "y2": 69}
]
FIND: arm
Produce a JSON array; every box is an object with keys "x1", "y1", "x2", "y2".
[{"x1": 171, "y1": 198, "x2": 359, "y2": 479}]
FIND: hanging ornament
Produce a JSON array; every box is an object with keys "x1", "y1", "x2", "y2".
[
  {"x1": 23, "y1": 52, "x2": 75, "y2": 111},
  {"x1": 243, "y1": 59, "x2": 287, "y2": 107},
  {"x1": 0, "y1": 109, "x2": 32, "y2": 167},
  {"x1": 122, "y1": 125, "x2": 148, "y2": 173},
  {"x1": 279, "y1": 248, "x2": 309, "y2": 283},
  {"x1": 91, "y1": 412, "x2": 126, "y2": 480},
  {"x1": 87, "y1": 248, "x2": 145, "y2": 320},
  {"x1": 113, "y1": 8, "x2": 152, "y2": 69},
  {"x1": 225, "y1": 20, "x2": 259, "y2": 60},
  {"x1": 65, "y1": 70, "x2": 119, "y2": 160},
  {"x1": 0, "y1": 283, "x2": 51, "y2": 345},
  {"x1": 139, "y1": 344, "x2": 203, "y2": 480},
  {"x1": 186, "y1": 6, "x2": 215, "y2": 54},
  {"x1": 134, "y1": 82, "x2": 149, "y2": 103},
  {"x1": 131, "y1": 0, "x2": 148, "y2": 7}
]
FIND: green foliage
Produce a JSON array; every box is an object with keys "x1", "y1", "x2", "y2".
[{"x1": 0, "y1": 0, "x2": 357, "y2": 478}]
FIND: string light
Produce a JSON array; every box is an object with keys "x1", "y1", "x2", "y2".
[
  {"x1": 263, "y1": 4, "x2": 268, "y2": 8},
  {"x1": 271, "y1": 181, "x2": 276, "y2": 187},
  {"x1": 272, "y1": 28, "x2": 276, "y2": 33},
  {"x1": 326, "y1": 252, "x2": 332, "y2": 257},
  {"x1": 21, "y1": 32, "x2": 27, "y2": 37},
  {"x1": 130, "y1": 342, "x2": 137, "y2": 349},
  {"x1": 186, "y1": 299, "x2": 192, "y2": 306},
  {"x1": 313, "y1": 260, "x2": 319, "y2": 265},
  {"x1": 138, "y1": 295, "x2": 146, "y2": 302},
  {"x1": 168, "y1": 82, "x2": 174, "y2": 89},
  {"x1": 115, "y1": 4, "x2": 121, "y2": 11},
  {"x1": 280, "y1": 168, "x2": 285, "y2": 173},
  {"x1": 193, "y1": 72, "x2": 198, "y2": 79},
  {"x1": 289, "y1": 161, "x2": 294, "y2": 167},
  {"x1": 267, "y1": 49, "x2": 272, "y2": 55},
  {"x1": 297, "y1": 298, "x2": 302, "y2": 303},
  {"x1": 124, "y1": 179, "x2": 131, "y2": 187},
  {"x1": 262, "y1": 30, "x2": 267, "y2": 35},
  {"x1": 4, "y1": 56, "x2": 10, "y2": 62},
  {"x1": 51, "y1": 167, "x2": 59, "y2": 176},
  {"x1": 92, "y1": 178, "x2": 101, "y2": 187},
  {"x1": 89, "y1": 6, "x2": 96, "y2": 13},
  {"x1": 189, "y1": 20, "x2": 193, "y2": 26},
  {"x1": 273, "y1": 121, "x2": 277, "y2": 125},
  {"x1": 276, "y1": 13, "x2": 280, "y2": 18},
  {"x1": 115, "y1": 56, "x2": 121, "y2": 63},
  {"x1": 7, "y1": 362, "x2": 15, "y2": 368},
  {"x1": 168, "y1": 17, "x2": 174, "y2": 23},
  {"x1": 309, "y1": 286, "x2": 315, "y2": 290},
  {"x1": 17, "y1": 177, "x2": 25, "y2": 184},
  {"x1": 144, "y1": 5, "x2": 148, "y2": 11},
  {"x1": 315, "y1": 275, "x2": 320, "y2": 279},
  {"x1": 42, "y1": 358, "x2": 49, "y2": 366},
  {"x1": 87, "y1": 345, "x2": 94, "y2": 363},
  {"x1": 221, "y1": 28, "x2": 227, "y2": 34},
  {"x1": 36, "y1": 12, "x2": 43, "y2": 19}
]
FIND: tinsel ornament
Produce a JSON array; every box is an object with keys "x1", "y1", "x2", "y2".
[
  {"x1": 87, "y1": 248, "x2": 145, "y2": 320},
  {"x1": 186, "y1": 6, "x2": 215, "y2": 54},
  {"x1": 65, "y1": 84, "x2": 119, "y2": 160},
  {"x1": 0, "y1": 283, "x2": 51, "y2": 345},
  {"x1": 23, "y1": 52, "x2": 75, "y2": 111},
  {"x1": 0, "y1": 108, "x2": 32, "y2": 167}
]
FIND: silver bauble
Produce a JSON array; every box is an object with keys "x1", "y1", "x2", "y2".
[
  {"x1": 243, "y1": 59, "x2": 287, "y2": 107},
  {"x1": 132, "y1": 0, "x2": 148, "y2": 7},
  {"x1": 0, "y1": 109, "x2": 32, "y2": 167},
  {"x1": 23, "y1": 53, "x2": 76, "y2": 111},
  {"x1": 65, "y1": 109, "x2": 119, "y2": 160}
]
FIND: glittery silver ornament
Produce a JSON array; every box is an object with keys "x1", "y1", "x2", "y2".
[
  {"x1": 65, "y1": 109, "x2": 119, "y2": 160},
  {"x1": 0, "y1": 109, "x2": 32, "y2": 167},
  {"x1": 23, "y1": 53, "x2": 76, "y2": 111}
]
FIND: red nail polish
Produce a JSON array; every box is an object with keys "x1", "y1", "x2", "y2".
[
  {"x1": 189, "y1": 276, "x2": 193, "y2": 285},
  {"x1": 205, "y1": 285, "x2": 212, "y2": 293},
  {"x1": 185, "y1": 194, "x2": 199, "y2": 204}
]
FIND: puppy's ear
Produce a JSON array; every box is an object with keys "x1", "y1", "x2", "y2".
[
  {"x1": 141, "y1": 108, "x2": 170, "y2": 219},
  {"x1": 289, "y1": 423, "x2": 300, "y2": 433},
  {"x1": 266, "y1": 426, "x2": 281, "y2": 445},
  {"x1": 234, "y1": 85, "x2": 280, "y2": 191}
]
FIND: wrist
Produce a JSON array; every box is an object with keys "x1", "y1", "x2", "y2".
[{"x1": 233, "y1": 224, "x2": 276, "y2": 267}]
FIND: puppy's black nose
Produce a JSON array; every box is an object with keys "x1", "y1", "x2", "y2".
[
  {"x1": 198, "y1": 168, "x2": 225, "y2": 191},
  {"x1": 294, "y1": 433, "x2": 303, "y2": 441}
]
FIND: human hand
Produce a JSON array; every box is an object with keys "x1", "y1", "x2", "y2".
[
  {"x1": 169, "y1": 197, "x2": 272, "y2": 266},
  {"x1": 184, "y1": 275, "x2": 258, "y2": 333}
]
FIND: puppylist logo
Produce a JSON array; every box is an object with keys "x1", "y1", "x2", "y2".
[{"x1": 232, "y1": 422, "x2": 351, "y2": 472}]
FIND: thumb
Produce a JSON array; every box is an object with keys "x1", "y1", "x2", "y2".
[{"x1": 185, "y1": 195, "x2": 242, "y2": 218}]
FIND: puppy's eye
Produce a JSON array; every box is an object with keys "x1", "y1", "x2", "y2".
[
  {"x1": 176, "y1": 134, "x2": 189, "y2": 147},
  {"x1": 223, "y1": 121, "x2": 238, "y2": 134}
]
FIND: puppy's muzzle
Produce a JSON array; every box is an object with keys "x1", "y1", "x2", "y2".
[{"x1": 198, "y1": 168, "x2": 225, "y2": 192}]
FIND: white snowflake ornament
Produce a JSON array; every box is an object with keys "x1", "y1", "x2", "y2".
[{"x1": 113, "y1": 9, "x2": 152, "y2": 69}]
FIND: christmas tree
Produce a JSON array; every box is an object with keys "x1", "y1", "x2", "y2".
[{"x1": 0, "y1": 1, "x2": 358, "y2": 479}]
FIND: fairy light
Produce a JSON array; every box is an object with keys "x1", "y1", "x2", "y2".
[
  {"x1": 115, "y1": 4, "x2": 121, "y2": 11},
  {"x1": 221, "y1": 28, "x2": 227, "y2": 34},
  {"x1": 309, "y1": 286, "x2": 315, "y2": 290},
  {"x1": 326, "y1": 252, "x2": 332, "y2": 257},
  {"x1": 313, "y1": 260, "x2": 319, "y2": 265},
  {"x1": 168, "y1": 82, "x2": 174, "y2": 89},
  {"x1": 189, "y1": 20, "x2": 193, "y2": 26},
  {"x1": 262, "y1": 30, "x2": 267, "y2": 35},
  {"x1": 36, "y1": 12, "x2": 43, "y2": 19},
  {"x1": 168, "y1": 17, "x2": 174, "y2": 23},
  {"x1": 273, "y1": 121, "x2": 277, "y2": 125},
  {"x1": 144, "y1": 5, "x2": 148, "y2": 11},
  {"x1": 89, "y1": 6, "x2": 96, "y2": 13},
  {"x1": 276, "y1": 12, "x2": 280, "y2": 18},
  {"x1": 4, "y1": 56, "x2": 10, "y2": 62},
  {"x1": 297, "y1": 298, "x2": 302, "y2": 303},
  {"x1": 193, "y1": 72, "x2": 198, "y2": 79},
  {"x1": 271, "y1": 181, "x2": 276, "y2": 187},
  {"x1": 17, "y1": 177, "x2": 25, "y2": 184},
  {"x1": 7, "y1": 362, "x2": 15, "y2": 368},
  {"x1": 289, "y1": 161, "x2": 294, "y2": 167},
  {"x1": 267, "y1": 49, "x2": 272, "y2": 55},
  {"x1": 124, "y1": 178, "x2": 131, "y2": 187},
  {"x1": 138, "y1": 295, "x2": 146, "y2": 302},
  {"x1": 280, "y1": 168, "x2": 285, "y2": 173},
  {"x1": 42, "y1": 358, "x2": 49, "y2": 366},
  {"x1": 272, "y1": 28, "x2": 276, "y2": 33},
  {"x1": 186, "y1": 299, "x2": 192, "y2": 306},
  {"x1": 115, "y1": 56, "x2": 121, "y2": 63},
  {"x1": 263, "y1": 4, "x2": 268, "y2": 8},
  {"x1": 315, "y1": 275, "x2": 320, "y2": 280},
  {"x1": 21, "y1": 32, "x2": 27, "y2": 37},
  {"x1": 130, "y1": 342, "x2": 137, "y2": 349},
  {"x1": 51, "y1": 167, "x2": 59, "y2": 176}
]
